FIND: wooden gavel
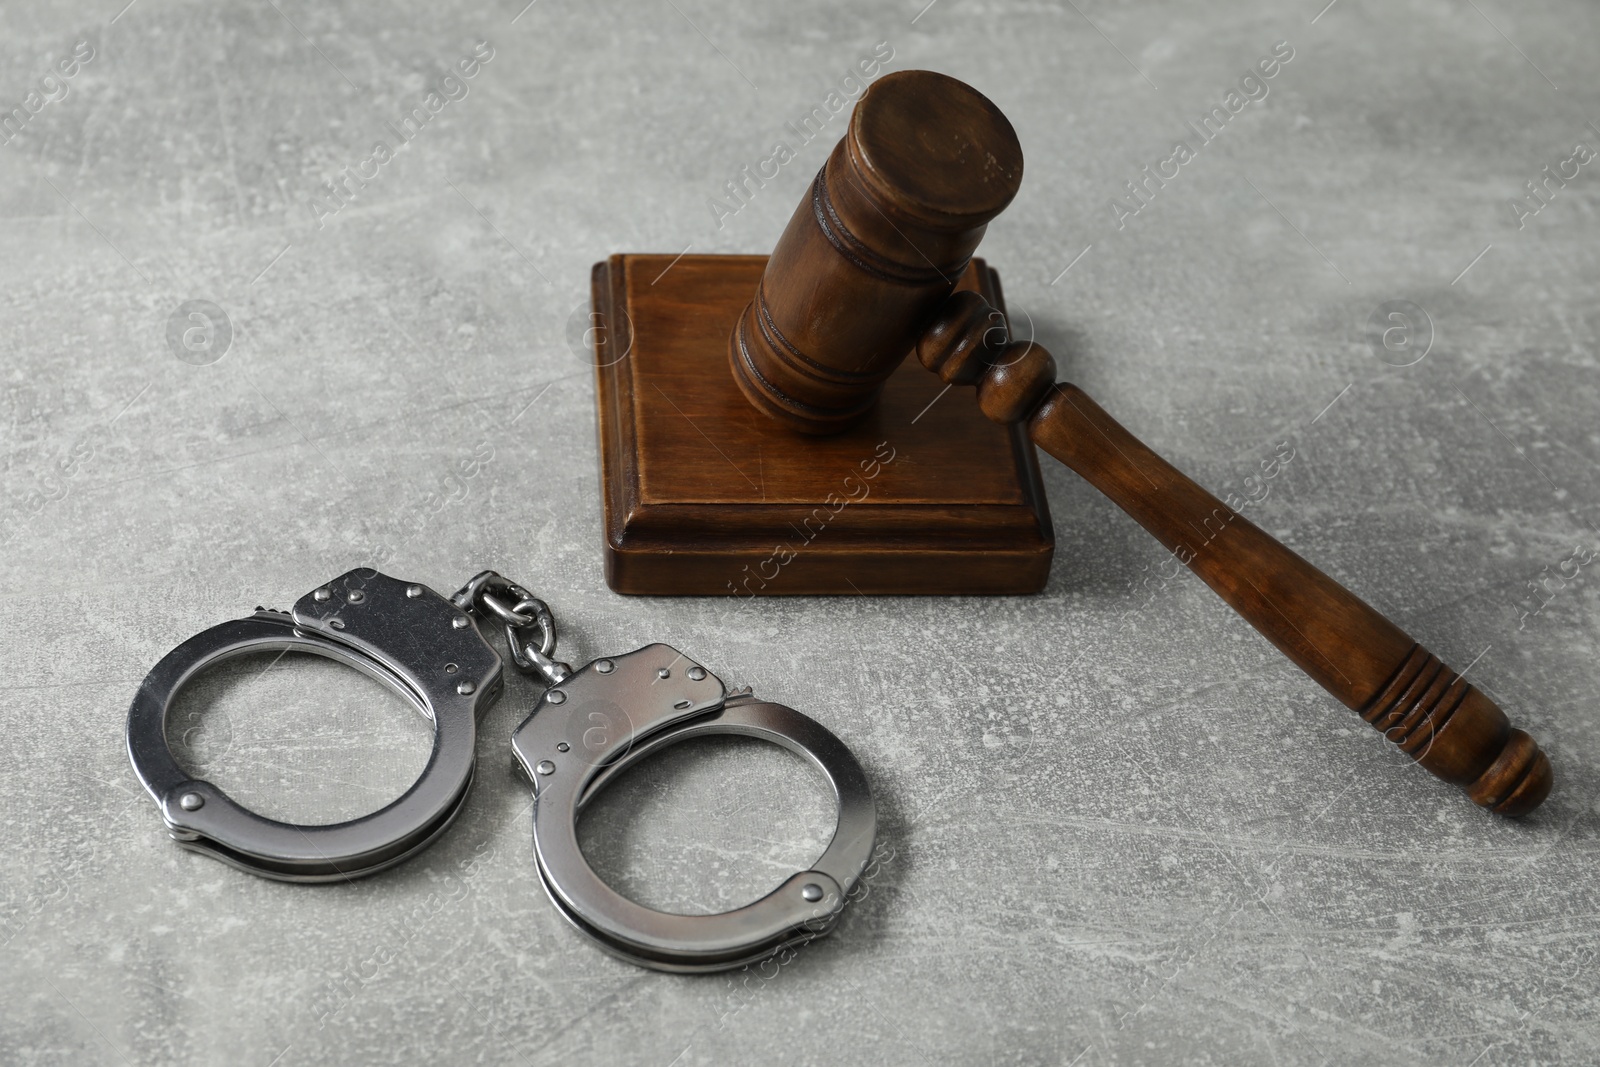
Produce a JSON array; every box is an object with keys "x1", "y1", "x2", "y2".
[{"x1": 725, "y1": 70, "x2": 1552, "y2": 816}]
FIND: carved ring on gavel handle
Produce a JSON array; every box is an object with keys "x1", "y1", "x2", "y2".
[{"x1": 919, "y1": 289, "x2": 1553, "y2": 817}]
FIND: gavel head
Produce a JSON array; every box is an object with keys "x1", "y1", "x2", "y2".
[{"x1": 728, "y1": 69, "x2": 1024, "y2": 435}]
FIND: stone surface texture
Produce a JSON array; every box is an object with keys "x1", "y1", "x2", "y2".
[{"x1": 2, "y1": 1, "x2": 1597, "y2": 1064}]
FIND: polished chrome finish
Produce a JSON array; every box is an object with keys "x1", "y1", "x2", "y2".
[
  {"x1": 127, "y1": 569, "x2": 503, "y2": 883},
  {"x1": 518, "y1": 645, "x2": 573, "y2": 686},
  {"x1": 130, "y1": 564, "x2": 879, "y2": 974},
  {"x1": 512, "y1": 646, "x2": 877, "y2": 973},
  {"x1": 451, "y1": 570, "x2": 573, "y2": 685}
]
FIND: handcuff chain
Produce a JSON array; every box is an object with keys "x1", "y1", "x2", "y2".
[{"x1": 450, "y1": 570, "x2": 571, "y2": 683}]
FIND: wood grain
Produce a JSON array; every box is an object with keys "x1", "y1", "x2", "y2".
[
  {"x1": 729, "y1": 70, "x2": 1023, "y2": 434},
  {"x1": 914, "y1": 294, "x2": 1554, "y2": 816},
  {"x1": 591, "y1": 253, "x2": 1053, "y2": 595}
]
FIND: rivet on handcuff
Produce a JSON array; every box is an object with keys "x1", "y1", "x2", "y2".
[{"x1": 126, "y1": 568, "x2": 876, "y2": 973}]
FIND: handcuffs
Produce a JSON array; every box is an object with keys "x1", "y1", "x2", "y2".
[{"x1": 127, "y1": 568, "x2": 876, "y2": 972}]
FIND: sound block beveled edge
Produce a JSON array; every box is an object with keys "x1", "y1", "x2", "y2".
[{"x1": 591, "y1": 253, "x2": 1054, "y2": 596}]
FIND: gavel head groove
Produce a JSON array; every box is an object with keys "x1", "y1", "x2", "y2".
[{"x1": 728, "y1": 69, "x2": 1024, "y2": 435}]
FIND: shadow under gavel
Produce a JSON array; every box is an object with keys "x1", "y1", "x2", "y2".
[{"x1": 726, "y1": 69, "x2": 1552, "y2": 816}]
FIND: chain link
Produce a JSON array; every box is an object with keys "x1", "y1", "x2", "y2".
[{"x1": 450, "y1": 570, "x2": 570, "y2": 683}]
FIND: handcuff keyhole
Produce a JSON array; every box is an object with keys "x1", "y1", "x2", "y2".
[{"x1": 444, "y1": 662, "x2": 459, "y2": 674}]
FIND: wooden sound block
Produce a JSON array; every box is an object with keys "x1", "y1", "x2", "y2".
[{"x1": 591, "y1": 253, "x2": 1054, "y2": 595}]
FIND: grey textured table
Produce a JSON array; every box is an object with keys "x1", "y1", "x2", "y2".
[{"x1": 3, "y1": 1, "x2": 1598, "y2": 1064}]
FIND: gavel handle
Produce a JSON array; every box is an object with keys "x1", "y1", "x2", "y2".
[
  {"x1": 920, "y1": 292, "x2": 1553, "y2": 816},
  {"x1": 1036, "y1": 384, "x2": 1551, "y2": 814}
]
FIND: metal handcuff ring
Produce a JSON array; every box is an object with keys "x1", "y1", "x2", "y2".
[
  {"x1": 511, "y1": 644, "x2": 877, "y2": 973},
  {"x1": 126, "y1": 568, "x2": 508, "y2": 882}
]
